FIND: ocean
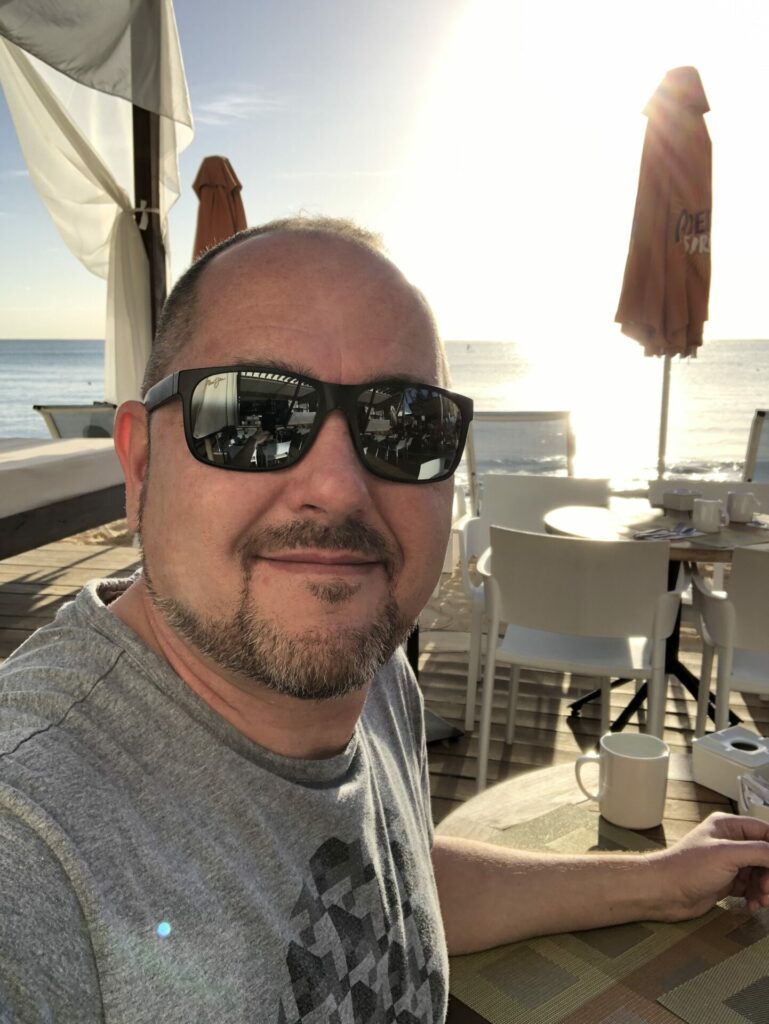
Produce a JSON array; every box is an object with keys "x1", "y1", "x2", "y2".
[
  {"x1": 0, "y1": 340, "x2": 107, "y2": 437},
  {"x1": 1, "y1": 338, "x2": 766, "y2": 489}
]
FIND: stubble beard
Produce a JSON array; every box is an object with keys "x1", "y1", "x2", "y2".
[{"x1": 139, "y1": 494, "x2": 414, "y2": 699}]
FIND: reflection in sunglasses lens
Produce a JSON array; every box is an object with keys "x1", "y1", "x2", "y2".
[
  {"x1": 189, "y1": 372, "x2": 317, "y2": 470},
  {"x1": 188, "y1": 373, "x2": 463, "y2": 481},
  {"x1": 357, "y1": 384, "x2": 463, "y2": 482}
]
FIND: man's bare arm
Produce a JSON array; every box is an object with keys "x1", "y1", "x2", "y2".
[{"x1": 432, "y1": 813, "x2": 769, "y2": 955}]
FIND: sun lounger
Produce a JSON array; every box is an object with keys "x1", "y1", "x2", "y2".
[
  {"x1": 0, "y1": 438, "x2": 125, "y2": 558},
  {"x1": 33, "y1": 402, "x2": 117, "y2": 439}
]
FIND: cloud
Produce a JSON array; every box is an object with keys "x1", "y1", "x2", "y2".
[
  {"x1": 1, "y1": 168, "x2": 30, "y2": 179},
  {"x1": 195, "y1": 88, "x2": 283, "y2": 126}
]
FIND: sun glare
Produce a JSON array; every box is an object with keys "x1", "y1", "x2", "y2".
[
  {"x1": 389, "y1": 0, "x2": 769, "y2": 348},
  {"x1": 387, "y1": 0, "x2": 769, "y2": 479}
]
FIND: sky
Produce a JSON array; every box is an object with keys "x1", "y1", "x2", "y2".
[{"x1": 2, "y1": 0, "x2": 769, "y2": 348}]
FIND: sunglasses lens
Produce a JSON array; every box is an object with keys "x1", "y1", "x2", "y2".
[
  {"x1": 189, "y1": 371, "x2": 319, "y2": 469},
  {"x1": 356, "y1": 383, "x2": 466, "y2": 482},
  {"x1": 186, "y1": 371, "x2": 467, "y2": 481}
]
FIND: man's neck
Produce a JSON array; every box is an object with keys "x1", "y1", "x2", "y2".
[{"x1": 107, "y1": 578, "x2": 369, "y2": 759}]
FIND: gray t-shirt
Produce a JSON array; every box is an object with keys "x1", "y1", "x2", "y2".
[{"x1": 0, "y1": 579, "x2": 447, "y2": 1023}]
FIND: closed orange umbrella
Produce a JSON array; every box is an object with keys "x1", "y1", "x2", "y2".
[
  {"x1": 192, "y1": 155, "x2": 247, "y2": 260},
  {"x1": 615, "y1": 67, "x2": 711, "y2": 477}
]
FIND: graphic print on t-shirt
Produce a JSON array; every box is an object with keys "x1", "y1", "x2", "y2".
[{"x1": 277, "y1": 814, "x2": 444, "y2": 1023}]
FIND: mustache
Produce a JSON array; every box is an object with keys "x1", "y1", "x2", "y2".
[{"x1": 238, "y1": 518, "x2": 400, "y2": 578}]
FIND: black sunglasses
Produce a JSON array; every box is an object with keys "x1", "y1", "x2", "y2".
[{"x1": 143, "y1": 365, "x2": 473, "y2": 484}]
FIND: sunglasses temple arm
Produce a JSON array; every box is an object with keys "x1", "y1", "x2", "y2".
[{"x1": 145, "y1": 372, "x2": 181, "y2": 411}]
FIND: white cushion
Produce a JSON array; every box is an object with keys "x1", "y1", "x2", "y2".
[{"x1": 0, "y1": 438, "x2": 122, "y2": 517}]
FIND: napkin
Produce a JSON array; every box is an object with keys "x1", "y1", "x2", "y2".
[{"x1": 633, "y1": 523, "x2": 704, "y2": 540}]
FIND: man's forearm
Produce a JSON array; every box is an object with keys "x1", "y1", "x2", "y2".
[{"x1": 431, "y1": 834, "x2": 663, "y2": 955}]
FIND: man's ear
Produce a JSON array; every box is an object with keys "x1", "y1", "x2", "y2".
[{"x1": 113, "y1": 401, "x2": 149, "y2": 535}]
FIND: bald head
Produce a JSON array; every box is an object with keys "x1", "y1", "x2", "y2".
[{"x1": 143, "y1": 217, "x2": 446, "y2": 392}]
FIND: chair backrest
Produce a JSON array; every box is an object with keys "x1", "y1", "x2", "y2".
[
  {"x1": 744, "y1": 410, "x2": 769, "y2": 482},
  {"x1": 488, "y1": 526, "x2": 670, "y2": 638},
  {"x1": 479, "y1": 474, "x2": 610, "y2": 551},
  {"x1": 466, "y1": 411, "x2": 574, "y2": 514},
  {"x1": 33, "y1": 402, "x2": 117, "y2": 439},
  {"x1": 728, "y1": 547, "x2": 769, "y2": 651},
  {"x1": 648, "y1": 477, "x2": 769, "y2": 513}
]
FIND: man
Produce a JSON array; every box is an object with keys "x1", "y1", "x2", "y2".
[{"x1": 1, "y1": 217, "x2": 769, "y2": 1023}]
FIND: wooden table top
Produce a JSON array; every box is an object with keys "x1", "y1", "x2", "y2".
[
  {"x1": 440, "y1": 757, "x2": 741, "y2": 1024},
  {"x1": 544, "y1": 502, "x2": 769, "y2": 563},
  {"x1": 436, "y1": 753, "x2": 731, "y2": 847}
]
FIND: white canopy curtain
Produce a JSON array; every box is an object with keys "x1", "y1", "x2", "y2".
[{"x1": 0, "y1": 0, "x2": 193, "y2": 403}]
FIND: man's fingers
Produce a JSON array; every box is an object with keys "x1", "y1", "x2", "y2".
[
  {"x1": 708, "y1": 813, "x2": 769, "y2": 844},
  {"x1": 730, "y1": 865, "x2": 750, "y2": 898},
  {"x1": 719, "y1": 838, "x2": 769, "y2": 873},
  {"x1": 743, "y1": 866, "x2": 769, "y2": 903}
]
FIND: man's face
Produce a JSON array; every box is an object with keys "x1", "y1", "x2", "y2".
[{"x1": 135, "y1": 234, "x2": 454, "y2": 698}]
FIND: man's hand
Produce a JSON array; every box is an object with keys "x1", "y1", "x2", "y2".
[{"x1": 653, "y1": 812, "x2": 769, "y2": 919}]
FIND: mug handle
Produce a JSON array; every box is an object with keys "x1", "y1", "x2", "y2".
[{"x1": 575, "y1": 752, "x2": 602, "y2": 800}]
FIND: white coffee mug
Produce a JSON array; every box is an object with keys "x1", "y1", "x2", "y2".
[
  {"x1": 727, "y1": 491, "x2": 760, "y2": 523},
  {"x1": 575, "y1": 732, "x2": 670, "y2": 829},
  {"x1": 693, "y1": 497, "x2": 729, "y2": 533}
]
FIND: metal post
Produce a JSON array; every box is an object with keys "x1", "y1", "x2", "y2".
[
  {"x1": 657, "y1": 354, "x2": 671, "y2": 479},
  {"x1": 132, "y1": 105, "x2": 166, "y2": 338}
]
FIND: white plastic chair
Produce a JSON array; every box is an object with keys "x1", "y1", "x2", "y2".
[
  {"x1": 457, "y1": 474, "x2": 610, "y2": 731},
  {"x1": 692, "y1": 547, "x2": 769, "y2": 736},
  {"x1": 465, "y1": 412, "x2": 575, "y2": 515},
  {"x1": 440, "y1": 483, "x2": 468, "y2": 576},
  {"x1": 476, "y1": 527, "x2": 679, "y2": 791}
]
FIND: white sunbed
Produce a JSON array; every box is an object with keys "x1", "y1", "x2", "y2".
[{"x1": 0, "y1": 438, "x2": 125, "y2": 558}]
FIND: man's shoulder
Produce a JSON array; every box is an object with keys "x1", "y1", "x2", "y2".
[
  {"x1": 2, "y1": 580, "x2": 122, "y2": 674},
  {"x1": 366, "y1": 646, "x2": 425, "y2": 738},
  {"x1": 0, "y1": 579, "x2": 135, "y2": 754}
]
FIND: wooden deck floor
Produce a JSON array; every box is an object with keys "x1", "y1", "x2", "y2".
[
  {"x1": 0, "y1": 540, "x2": 140, "y2": 660},
  {"x1": 2, "y1": 541, "x2": 765, "y2": 829}
]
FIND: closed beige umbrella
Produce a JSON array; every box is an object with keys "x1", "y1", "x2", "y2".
[
  {"x1": 615, "y1": 67, "x2": 712, "y2": 478},
  {"x1": 192, "y1": 155, "x2": 247, "y2": 260}
]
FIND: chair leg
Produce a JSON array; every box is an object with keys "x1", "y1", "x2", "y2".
[
  {"x1": 464, "y1": 602, "x2": 483, "y2": 732},
  {"x1": 505, "y1": 665, "x2": 520, "y2": 745},
  {"x1": 715, "y1": 647, "x2": 733, "y2": 732},
  {"x1": 599, "y1": 678, "x2": 610, "y2": 736},
  {"x1": 477, "y1": 648, "x2": 498, "y2": 793},
  {"x1": 646, "y1": 670, "x2": 666, "y2": 738},
  {"x1": 695, "y1": 642, "x2": 714, "y2": 737}
]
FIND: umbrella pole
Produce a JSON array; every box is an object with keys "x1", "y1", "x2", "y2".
[{"x1": 657, "y1": 354, "x2": 672, "y2": 479}]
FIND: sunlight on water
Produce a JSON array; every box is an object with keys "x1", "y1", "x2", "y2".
[
  {"x1": 1, "y1": 338, "x2": 764, "y2": 491},
  {"x1": 447, "y1": 337, "x2": 767, "y2": 488}
]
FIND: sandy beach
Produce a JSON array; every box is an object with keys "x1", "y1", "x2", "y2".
[{"x1": 58, "y1": 519, "x2": 135, "y2": 547}]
